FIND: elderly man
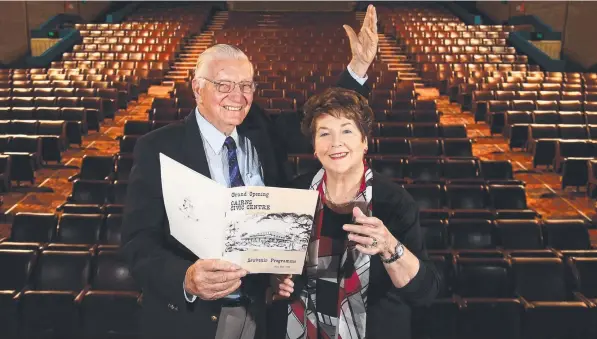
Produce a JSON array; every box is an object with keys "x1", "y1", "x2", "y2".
[{"x1": 121, "y1": 5, "x2": 378, "y2": 339}]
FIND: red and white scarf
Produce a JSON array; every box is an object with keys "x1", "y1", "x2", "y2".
[{"x1": 287, "y1": 164, "x2": 373, "y2": 339}]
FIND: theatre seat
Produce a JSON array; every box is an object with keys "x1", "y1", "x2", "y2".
[
  {"x1": 369, "y1": 156, "x2": 406, "y2": 182},
  {"x1": 408, "y1": 158, "x2": 442, "y2": 183},
  {"x1": 403, "y1": 184, "x2": 447, "y2": 219},
  {"x1": 512, "y1": 258, "x2": 593, "y2": 339},
  {"x1": 0, "y1": 249, "x2": 37, "y2": 338},
  {"x1": 0, "y1": 212, "x2": 57, "y2": 249},
  {"x1": 114, "y1": 155, "x2": 133, "y2": 181},
  {"x1": 69, "y1": 155, "x2": 115, "y2": 182},
  {"x1": 81, "y1": 250, "x2": 141, "y2": 339},
  {"x1": 54, "y1": 213, "x2": 104, "y2": 246},
  {"x1": 568, "y1": 257, "x2": 597, "y2": 302},
  {"x1": 449, "y1": 219, "x2": 496, "y2": 250},
  {"x1": 479, "y1": 160, "x2": 523, "y2": 185},
  {"x1": 455, "y1": 257, "x2": 511, "y2": 298},
  {"x1": 420, "y1": 219, "x2": 448, "y2": 251},
  {"x1": 101, "y1": 214, "x2": 123, "y2": 248},
  {"x1": 412, "y1": 254, "x2": 460, "y2": 339},
  {"x1": 542, "y1": 220, "x2": 591, "y2": 250},
  {"x1": 442, "y1": 138, "x2": 473, "y2": 157},
  {"x1": 119, "y1": 135, "x2": 138, "y2": 154},
  {"x1": 495, "y1": 219, "x2": 544, "y2": 250},
  {"x1": 20, "y1": 250, "x2": 91, "y2": 339},
  {"x1": 459, "y1": 299, "x2": 523, "y2": 339}
]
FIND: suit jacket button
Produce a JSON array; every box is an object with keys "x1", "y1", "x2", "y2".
[{"x1": 211, "y1": 315, "x2": 218, "y2": 322}]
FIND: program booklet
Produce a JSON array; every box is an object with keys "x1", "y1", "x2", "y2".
[{"x1": 159, "y1": 153, "x2": 319, "y2": 274}]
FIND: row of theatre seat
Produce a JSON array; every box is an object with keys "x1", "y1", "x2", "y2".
[
  {"x1": 0, "y1": 212, "x2": 123, "y2": 250},
  {"x1": 477, "y1": 99, "x2": 597, "y2": 132},
  {"x1": 374, "y1": 7, "x2": 597, "y2": 337},
  {"x1": 0, "y1": 83, "x2": 125, "y2": 112},
  {"x1": 422, "y1": 218, "x2": 593, "y2": 251},
  {"x1": 118, "y1": 132, "x2": 474, "y2": 158},
  {"x1": 0, "y1": 107, "x2": 92, "y2": 144},
  {"x1": 0, "y1": 5, "x2": 210, "y2": 339},
  {"x1": 450, "y1": 75, "x2": 597, "y2": 107},
  {"x1": 2, "y1": 245, "x2": 596, "y2": 339},
  {"x1": 0, "y1": 248, "x2": 139, "y2": 339}
]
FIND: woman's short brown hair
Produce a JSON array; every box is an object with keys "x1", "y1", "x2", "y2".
[{"x1": 301, "y1": 87, "x2": 373, "y2": 143}]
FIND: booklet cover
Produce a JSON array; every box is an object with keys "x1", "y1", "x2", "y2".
[{"x1": 159, "y1": 153, "x2": 318, "y2": 274}]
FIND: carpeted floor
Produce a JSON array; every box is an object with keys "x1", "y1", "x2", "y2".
[{"x1": 0, "y1": 91, "x2": 596, "y2": 244}]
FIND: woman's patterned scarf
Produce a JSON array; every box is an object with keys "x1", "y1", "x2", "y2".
[{"x1": 287, "y1": 164, "x2": 373, "y2": 339}]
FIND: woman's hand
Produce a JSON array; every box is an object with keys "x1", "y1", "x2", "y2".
[
  {"x1": 343, "y1": 207, "x2": 399, "y2": 260},
  {"x1": 268, "y1": 274, "x2": 294, "y2": 302}
]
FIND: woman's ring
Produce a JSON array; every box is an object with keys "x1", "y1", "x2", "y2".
[{"x1": 371, "y1": 238, "x2": 378, "y2": 248}]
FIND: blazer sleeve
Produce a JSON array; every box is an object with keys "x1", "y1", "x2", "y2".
[
  {"x1": 120, "y1": 135, "x2": 193, "y2": 306},
  {"x1": 336, "y1": 69, "x2": 371, "y2": 98},
  {"x1": 385, "y1": 191, "x2": 441, "y2": 306}
]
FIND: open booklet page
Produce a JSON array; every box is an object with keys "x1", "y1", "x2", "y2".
[
  {"x1": 223, "y1": 185, "x2": 318, "y2": 274},
  {"x1": 159, "y1": 153, "x2": 319, "y2": 274},
  {"x1": 160, "y1": 153, "x2": 227, "y2": 259}
]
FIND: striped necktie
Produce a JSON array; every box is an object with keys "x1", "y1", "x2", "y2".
[{"x1": 224, "y1": 136, "x2": 245, "y2": 187}]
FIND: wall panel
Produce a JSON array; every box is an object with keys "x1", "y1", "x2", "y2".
[{"x1": 0, "y1": 2, "x2": 29, "y2": 64}]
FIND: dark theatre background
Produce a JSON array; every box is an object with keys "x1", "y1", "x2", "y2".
[{"x1": 0, "y1": 1, "x2": 596, "y2": 338}]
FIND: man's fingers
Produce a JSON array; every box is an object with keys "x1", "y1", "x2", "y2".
[
  {"x1": 343, "y1": 25, "x2": 358, "y2": 48},
  {"x1": 361, "y1": 5, "x2": 370, "y2": 31},
  {"x1": 205, "y1": 259, "x2": 242, "y2": 272},
  {"x1": 364, "y1": 27, "x2": 378, "y2": 45},
  {"x1": 213, "y1": 280, "x2": 243, "y2": 300},
  {"x1": 371, "y1": 5, "x2": 378, "y2": 34},
  {"x1": 204, "y1": 269, "x2": 247, "y2": 284}
]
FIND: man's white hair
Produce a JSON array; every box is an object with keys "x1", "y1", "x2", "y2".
[{"x1": 193, "y1": 44, "x2": 253, "y2": 88}]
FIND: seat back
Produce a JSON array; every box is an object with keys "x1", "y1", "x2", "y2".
[
  {"x1": 495, "y1": 219, "x2": 544, "y2": 249},
  {"x1": 103, "y1": 214, "x2": 123, "y2": 245},
  {"x1": 449, "y1": 219, "x2": 496, "y2": 249},
  {"x1": 33, "y1": 250, "x2": 91, "y2": 291},
  {"x1": 92, "y1": 251, "x2": 138, "y2": 291},
  {"x1": 0, "y1": 249, "x2": 36, "y2": 291},
  {"x1": 489, "y1": 185, "x2": 527, "y2": 209},
  {"x1": 369, "y1": 157, "x2": 405, "y2": 180},
  {"x1": 56, "y1": 213, "x2": 104, "y2": 244},
  {"x1": 543, "y1": 220, "x2": 590, "y2": 250},
  {"x1": 570, "y1": 257, "x2": 597, "y2": 298},
  {"x1": 511, "y1": 258, "x2": 568, "y2": 301},
  {"x1": 10, "y1": 212, "x2": 58, "y2": 242},
  {"x1": 408, "y1": 158, "x2": 442, "y2": 182},
  {"x1": 455, "y1": 257, "x2": 511, "y2": 297},
  {"x1": 71, "y1": 179, "x2": 110, "y2": 204},
  {"x1": 420, "y1": 219, "x2": 448, "y2": 250},
  {"x1": 445, "y1": 184, "x2": 487, "y2": 209},
  {"x1": 403, "y1": 184, "x2": 443, "y2": 210},
  {"x1": 79, "y1": 155, "x2": 115, "y2": 181}
]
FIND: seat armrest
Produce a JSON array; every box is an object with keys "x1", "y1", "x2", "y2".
[{"x1": 573, "y1": 291, "x2": 597, "y2": 308}]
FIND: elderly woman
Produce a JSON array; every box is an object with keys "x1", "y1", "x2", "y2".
[{"x1": 267, "y1": 87, "x2": 441, "y2": 339}]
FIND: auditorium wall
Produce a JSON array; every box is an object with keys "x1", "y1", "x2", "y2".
[
  {"x1": 228, "y1": 1, "x2": 355, "y2": 12},
  {"x1": 475, "y1": 1, "x2": 597, "y2": 69},
  {"x1": 0, "y1": 1, "x2": 111, "y2": 65}
]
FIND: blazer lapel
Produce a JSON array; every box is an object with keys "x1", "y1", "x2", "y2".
[{"x1": 182, "y1": 111, "x2": 211, "y2": 178}]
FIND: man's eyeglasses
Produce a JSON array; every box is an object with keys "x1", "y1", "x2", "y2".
[{"x1": 200, "y1": 78, "x2": 257, "y2": 94}]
